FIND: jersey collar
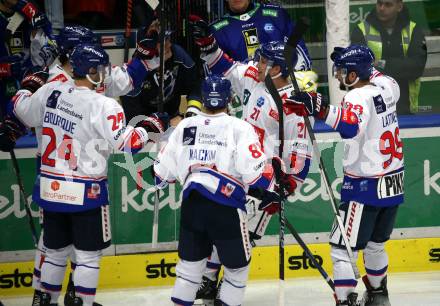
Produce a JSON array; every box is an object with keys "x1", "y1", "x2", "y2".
[{"x1": 227, "y1": 3, "x2": 260, "y2": 22}]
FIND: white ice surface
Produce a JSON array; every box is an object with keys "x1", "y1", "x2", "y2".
[{"x1": 2, "y1": 271, "x2": 440, "y2": 306}]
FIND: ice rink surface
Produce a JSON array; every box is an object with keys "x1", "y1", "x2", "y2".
[{"x1": 3, "y1": 271, "x2": 440, "y2": 306}]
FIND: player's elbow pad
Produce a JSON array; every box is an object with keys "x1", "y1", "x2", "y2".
[{"x1": 325, "y1": 105, "x2": 359, "y2": 139}]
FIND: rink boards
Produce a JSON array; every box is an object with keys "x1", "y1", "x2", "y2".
[{"x1": 1, "y1": 237, "x2": 439, "y2": 296}]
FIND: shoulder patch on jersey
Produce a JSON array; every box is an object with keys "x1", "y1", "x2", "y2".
[
  {"x1": 262, "y1": 9, "x2": 278, "y2": 18},
  {"x1": 213, "y1": 20, "x2": 229, "y2": 31},
  {"x1": 373, "y1": 95, "x2": 387, "y2": 114},
  {"x1": 183, "y1": 126, "x2": 197, "y2": 145},
  {"x1": 244, "y1": 66, "x2": 259, "y2": 82},
  {"x1": 50, "y1": 74, "x2": 68, "y2": 83}
]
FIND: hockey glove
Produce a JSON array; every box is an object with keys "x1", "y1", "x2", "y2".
[
  {"x1": 135, "y1": 27, "x2": 159, "y2": 60},
  {"x1": 136, "y1": 112, "x2": 170, "y2": 134},
  {"x1": 134, "y1": 25, "x2": 162, "y2": 71},
  {"x1": 272, "y1": 157, "x2": 297, "y2": 197},
  {"x1": 189, "y1": 15, "x2": 218, "y2": 54},
  {"x1": 248, "y1": 188, "x2": 281, "y2": 215},
  {"x1": 285, "y1": 92, "x2": 329, "y2": 120},
  {"x1": 0, "y1": 118, "x2": 26, "y2": 152},
  {"x1": 14, "y1": 0, "x2": 51, "y2": 32},
  {"x1": 258, "y1": 190, "x2": 281, "y2": 215},
  {"x1": 31, "y1": 30, "x2": 59, "y2": 67},
  {"x1": 20, "y1": 66, "x2": 49, "y2": 93}
]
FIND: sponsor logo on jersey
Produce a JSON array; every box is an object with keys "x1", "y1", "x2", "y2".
[
  {"x1": 429, "y1": 248, "x2": 440, "y2": 262},
  {"x1": 242, "y1": 28, "x2": 259, "y2": 58},
  {"x1": 256, "y1": 97, "x2": 265, "y2": 107},
  {"x1": 374, "y1": 94, "x2": 387, "y2": 114},
  {"x1": 0, "y1": 268, "x2": 33, "y2": 289},
  {"x1": 269, "y1": 108, "x2": 279, "y2": 121},
  {"x1": 262, "y1": 9, "x2": 278, "y2": 18},
  {"x1": 244, "y1": 66, "x2": 259, "y2": 82},
  {"x1": 213, "y1": 20, "x2": 229, "y2": 31},
  {"x1": 288, "y1": 252, "x2": 323, "y2": 270},
  {"x1": 183, "y1": 127, "x2": 197, "y2": 145},
  {"x1": 377, "y1": 170, "x2": 404, "y2": 199},
  {"x1": 146, "y1": 259, "x2": 176, "y2": 279},
  {"x1": 51, "y1": 181, "x2": 60, "y2": 191},
  {"x1": 239, "y1": 13, "x2": 252, "y2": 21},
  {"x1": 40, "y1": 177, "x2": 85, "y2": 205},
  {"x1": 264, "y1": 23, "x2": 275, "y2": 33}
]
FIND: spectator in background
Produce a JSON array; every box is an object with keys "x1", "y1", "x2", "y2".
[
  {"x1": 351, "y1": 0, "x2": 427, "y2": 114},
  {"x1": 120, "y1": 20, "x2": 202, "y2": 126},
  {"x1": 210, "y1": 0, "x2": 311, "y2": 65}
]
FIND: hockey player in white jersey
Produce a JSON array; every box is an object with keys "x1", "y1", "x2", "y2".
[
  {"x1": 27, "y1": 25, "x2": 158, "y2": 306},
  {"x1": 12, "y1": 44, "x2": 169, "y2": 306},
  {"x1": 287, "y1": 45, "x2": 403, "y2": 306},
  {"x1": 191, "y1": 21, "x2": 315, "y2": 301},
  {"x1": 155, "y1": 75, "x2": 281, "y2": 306}
]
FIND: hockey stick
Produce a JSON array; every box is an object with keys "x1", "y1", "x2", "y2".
[
  {"x1": 247, "y1": 188, "x2": 335, "y2": 292},
  {"x1": 264, "y1": 49, "x2": 290, "y2": 306},
  {"x1": 285, "y1": 218, "x2": 335, "y2": 291},
  {"x1": 124, "y1": 0, "x2": 133, "y2": 63},
  {"x1": 283, "y1": 19, "x2": 361, "y2": 280},
  {"x1": 151, "y1": 0, "x2": 166, "y2": 249},
  {"x1": 0, "y1": 108, "x2": 38, "y2": 247}
]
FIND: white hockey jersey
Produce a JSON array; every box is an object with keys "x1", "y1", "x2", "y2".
[
  {"x1": 32, "y1": 62, "x2": 140, "y2": 159},
  {"x1": 13, "y1": 82, "x2": 150, "y2": 212},
  {"x1": 208, "y1": 56, "x2": 313, "y2": 185},
  {"x1": 325, "y1": 70, "x2": 404, "y2": 207},
  {"x1": 154, "y1": 112, "x2": 273, "y2": 210}
]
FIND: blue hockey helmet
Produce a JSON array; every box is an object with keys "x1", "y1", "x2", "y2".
[
  {"x1": 57, "y1": 26, "x2": 98, "y2": 57},
  {"x1": 331, "y1": 44, "x2": 375, "y2": 81},
  {"x1": 201, "y1": 75, "x2": 232, "y2": 110},
  {"x1": 255, "y1": 41, "x2": 298, "y2": 77},
  {"x1": 69, "y1": 44, "x2": 109, "y2": 79}
]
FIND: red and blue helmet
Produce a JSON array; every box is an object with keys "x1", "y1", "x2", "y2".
[{"x1": 201, "y1": 75, "x2": 232, "y2": 110}]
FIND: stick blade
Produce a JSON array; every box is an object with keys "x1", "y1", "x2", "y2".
[{"x1": 145, "y1": 0, "x2": 159, "y2": 10}]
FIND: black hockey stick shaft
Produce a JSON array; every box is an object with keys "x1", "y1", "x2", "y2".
[
  {"x1": 264, "y1": 75, "x2": 285, "y2": 305},
  {"x1": 263, "y1": 16, "x2": 307, "y2": 305},
  {"x1": 0, "y1": 107, "x2": 38, "y2": 247},
  {"x1": 152, "y1": 0, "x2": 166, "y2": 248},
  {"x1": 284, "y1": 18, "x2": 360, "y2": 279},
  {"x1": 284, "y1": 217, "x2": 335, "y2": 292},
  {"x1": 10, "y1": 150, "x2": 38, "y2": 246}
]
